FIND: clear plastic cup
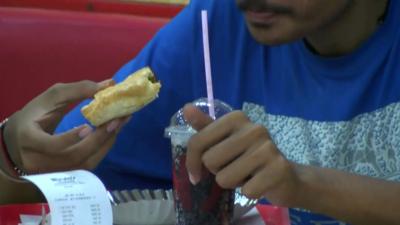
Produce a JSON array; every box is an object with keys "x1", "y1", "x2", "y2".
[{"x1": 165, "y1": 98, "x2": 234, "y2": 225}]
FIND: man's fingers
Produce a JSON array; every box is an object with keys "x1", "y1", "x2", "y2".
[
  {"x1": 241, "y1": 170, "x2": 270, "y2": 199},
  {"x1": 215, "y1": 145, "x2": 264, "y2": 189},
  {"x1": 184, "y1": 108, "x2": 234, "y2": 185},
  {"x1": 183, "y1": 104, "x2": 213, "y2": 131},
  {"x1": 184, "y1": 104, "x2": 235, "y2": 185},
  {"x1": 202, "y1": 124, "x2": 266, "y2": 174}
]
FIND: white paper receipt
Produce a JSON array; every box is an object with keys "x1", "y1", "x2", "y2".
[{"x1": 23, "y1": 170, "x2": 112, "y2": 225}]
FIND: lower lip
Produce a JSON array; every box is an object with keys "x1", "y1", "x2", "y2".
[{"x1": 245, "y1": 11, "x2": 277, "y2": 26}]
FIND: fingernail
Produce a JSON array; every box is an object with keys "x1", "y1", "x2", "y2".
[
  {"x1": 189, "y1": 173, "x2": 199, "y2": 185},
  {"x1": 107, "y1": 120, "x2": 120, "y2": 133},
  {"x1": 98, "y1": 79, "x2": 115, "y2": 89},
  {"x1": 183, "y1": 113, "x2": 194, "y2": 125},
  {"x1": 79, "y1": 125, "x2": 93, "y2": 139}
]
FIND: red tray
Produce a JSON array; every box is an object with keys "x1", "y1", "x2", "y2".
[
  {"x1": 0, "y1": 203, "x2": 49, "y2": 225},
  {"x1": 256, "y1": 204, "x2": 290, "y2": 225}
]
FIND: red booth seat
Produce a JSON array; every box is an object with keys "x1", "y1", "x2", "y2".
[
  {"x1": 0, "y1": 0, "x2": 184, "y2": 18},
  {"x1": 0, "y1": 7, "x2": 169, "y2": 119}
]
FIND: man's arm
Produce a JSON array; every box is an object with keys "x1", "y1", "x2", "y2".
[
  {"x1": 295, "y1": 164, "x2": 400, "y2": 225},
  {"x1": 184, "y1": 105, "x2": 400, "y2": 225}
]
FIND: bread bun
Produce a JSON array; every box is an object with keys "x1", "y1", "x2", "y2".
[{"x1": 81, "y1": 67, "x2": 161, "y2": 126}]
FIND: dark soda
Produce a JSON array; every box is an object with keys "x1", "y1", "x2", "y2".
[{"x1": 172, "y1": 144, "x2": 234, "y2": 225}]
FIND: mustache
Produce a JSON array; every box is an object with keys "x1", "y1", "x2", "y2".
[{"x1": 237, "y1": 0, "x2": 293, "y2": 14}]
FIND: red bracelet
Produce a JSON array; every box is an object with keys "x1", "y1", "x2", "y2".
[{"x1": 0, "y1": 118, "x2": 26, "y2": 178}]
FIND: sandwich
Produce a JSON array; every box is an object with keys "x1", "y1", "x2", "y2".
[{"x1": 81, "y1": 67, "x2": 161, "y2": 126}]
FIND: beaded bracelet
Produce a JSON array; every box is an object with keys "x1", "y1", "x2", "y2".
[{"x1": 0, "y1": 118, "x2": 27, "y2": 178}]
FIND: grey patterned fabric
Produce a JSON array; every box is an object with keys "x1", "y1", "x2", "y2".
[{"x1": 243, "y1": 102, "x2": 400, "y2": 181}]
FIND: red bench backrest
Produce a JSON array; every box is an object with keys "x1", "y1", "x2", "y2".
[{"x1": 0, "y1": 7, "x2": 168, "y2": 119}]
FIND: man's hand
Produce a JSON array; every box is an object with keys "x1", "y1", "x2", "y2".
[
  {"x1": 184, "y1": 104, "x2": 301, "y2": 206},
  {"x1": 3, "y1": 80, "x2": 129, "y2": 174}
]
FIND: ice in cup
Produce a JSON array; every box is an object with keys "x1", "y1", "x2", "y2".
[{"x1": 165, "y1": 98, "x2": 234, "y2": 225}]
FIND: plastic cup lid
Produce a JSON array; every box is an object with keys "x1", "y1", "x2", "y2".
[{"x1": 165, "y1": 98, "x2": 233, "y2": 139}]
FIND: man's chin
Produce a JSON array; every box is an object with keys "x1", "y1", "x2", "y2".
[{"x1": 246, "y1": 22, "x2": 296, "y2": 46}]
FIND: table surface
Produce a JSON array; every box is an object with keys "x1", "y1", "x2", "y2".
[{"x1": 0, "y1": 204, "x2": 265, "y2": 225}]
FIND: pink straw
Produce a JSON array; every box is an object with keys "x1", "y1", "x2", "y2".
[{"x1": 201, "y1": 10, "x2": 216, "y2": 119}]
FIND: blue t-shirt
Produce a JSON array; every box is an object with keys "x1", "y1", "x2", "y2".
[{"x1": 57, "y1": 0, "x2": 400, "y2": 224}]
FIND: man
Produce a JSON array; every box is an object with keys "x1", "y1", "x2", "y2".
[{"x1": 56, "y1": 0, "x2": 400, "y2": 224}]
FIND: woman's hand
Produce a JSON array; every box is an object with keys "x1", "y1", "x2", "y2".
[{"x1": 3, "y1": 80, "x2": 129, "y2": 174}]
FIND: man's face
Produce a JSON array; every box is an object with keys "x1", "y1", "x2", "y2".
[{"x1": 236, "y1": 0, "x2": 352, "y2": 45}]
